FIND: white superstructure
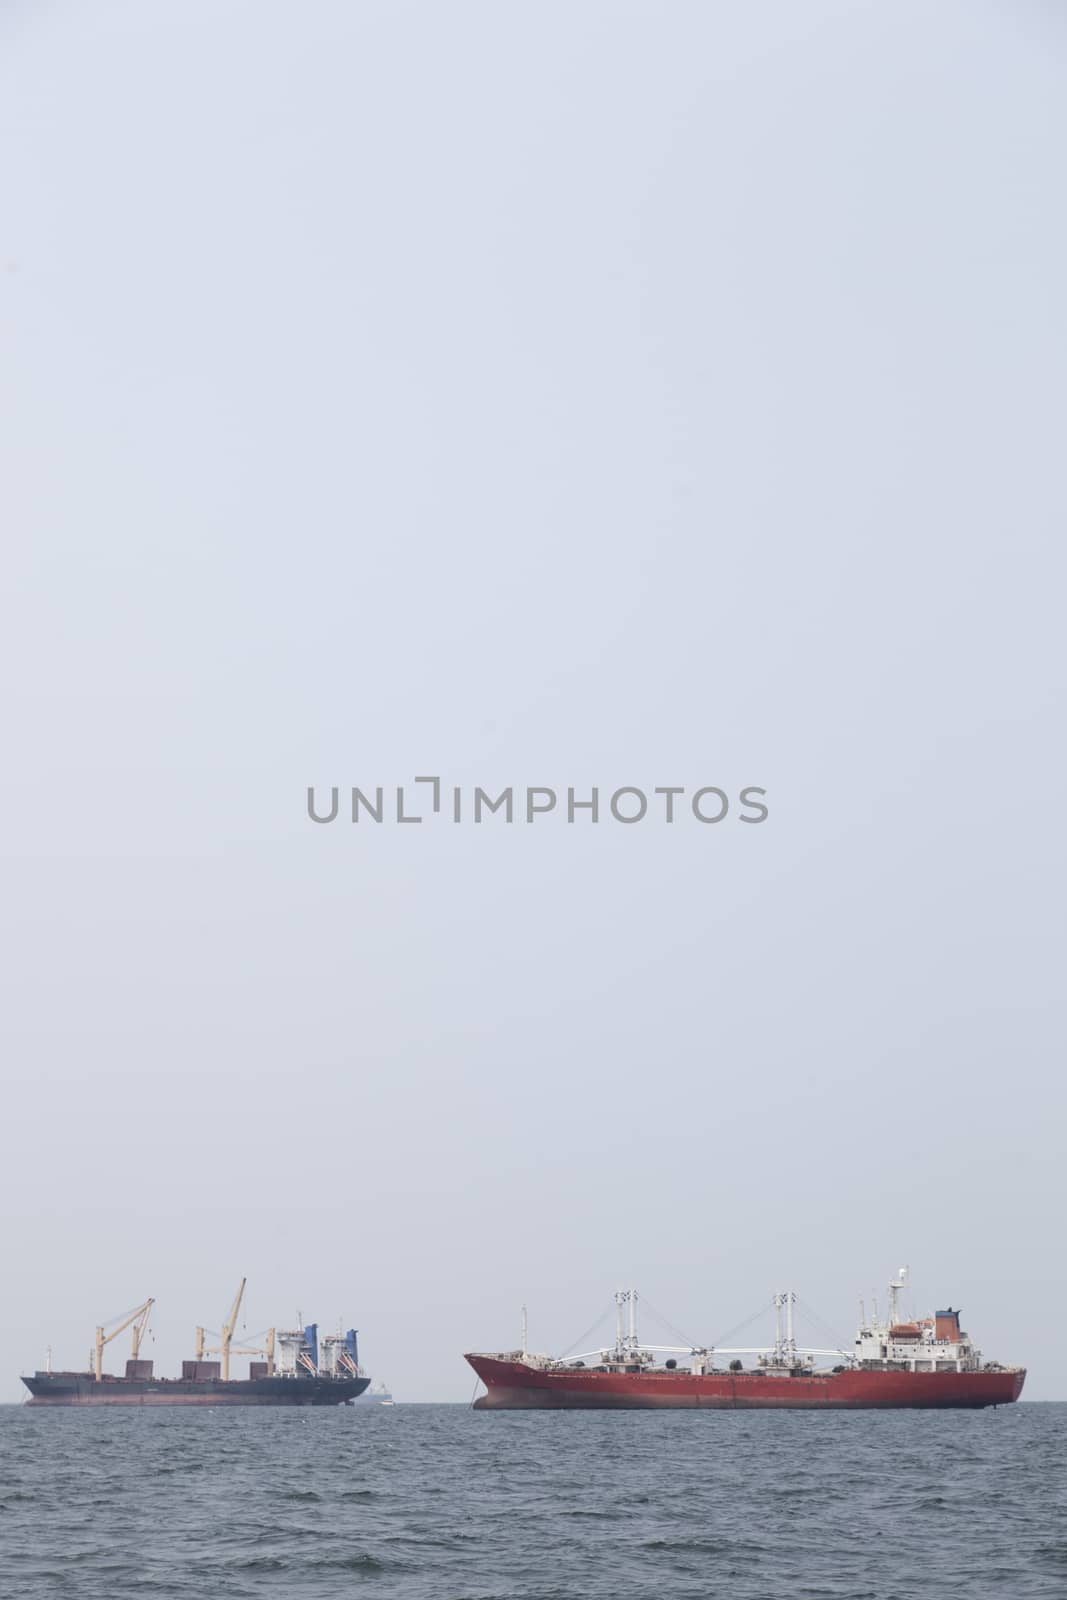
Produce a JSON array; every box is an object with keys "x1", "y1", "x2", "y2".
[
  {"x1": 853, "y1": 1267, "x2": 982, "y2": 1373},
  {"x1": 275, "y1": 1329, "x2": 313, "y2": 1375}
]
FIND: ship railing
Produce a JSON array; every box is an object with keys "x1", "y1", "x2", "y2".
[
  {"x1": 560, "y1": 1343, "x2": 853, "y2": 1364},
  {"x1": 562, "y1": 1344, "x2": 692, "y2": 1363}
]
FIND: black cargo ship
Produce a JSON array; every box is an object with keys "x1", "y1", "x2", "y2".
[{"x1": 23, "y1": 1282, "x2": 371, "y2": 1407}]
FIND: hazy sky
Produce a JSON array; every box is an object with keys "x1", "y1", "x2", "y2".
[{"x1": 1, "y1": 0, "x2": 1064, "y2": 1402}]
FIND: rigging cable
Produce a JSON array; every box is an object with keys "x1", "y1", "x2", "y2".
[
  {"x1": 559, "y1": 1303, "x2": 615, "y2": 1359},
  {"x1": 796, "y1": 1298, "x2": 852, "y2": 1358},
  {"x1": 637, "y1": 1295, "x2": 702, "y2": 1351},
  {"x1": 709, "y1": 1299, "x2": 775, "y2": 1351},
  {"x1": 100, "y1": 1299, "x2": 148, "y2": 1330}
]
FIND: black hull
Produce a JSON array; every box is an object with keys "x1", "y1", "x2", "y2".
[{"x1": 22, "y1": 1372, "x2": 371, "y2": 1407}]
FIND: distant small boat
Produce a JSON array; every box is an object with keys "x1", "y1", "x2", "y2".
[{"x1": 348, "y1": 1381, "x2": 394, "y2": 1406}]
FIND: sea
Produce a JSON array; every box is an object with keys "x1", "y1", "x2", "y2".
[{"x1": 1, "y1": 1402, "x2": 1064, "y2": 1598}]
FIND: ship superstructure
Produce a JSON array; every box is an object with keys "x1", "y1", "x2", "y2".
[
  {"x1": 22, "y1": 1280, "x2": 370, "y2": 1406},
  {"x1": 466, "y1": 1267, "x2": 1024, "y2": 1410},
  {"x1": 852, "y1": 1269, "x2": 982, "y2": 1373}
]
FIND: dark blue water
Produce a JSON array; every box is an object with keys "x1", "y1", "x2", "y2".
[{"x1": 1, "y1": 1403, "x2": 1064, "y2": 1598}]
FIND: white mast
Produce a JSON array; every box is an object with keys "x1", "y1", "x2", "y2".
[
  {"x1": 614, "y1": 1289, "x2": 626, "y2": 1355},
  {"x1": 785, "y1": 1289, "x2": 796, "y2": 1366},
  {"x1": 520, "y1": 1304, "x2": 528, "y2": 1360},
  {"x1": 629, "y1": 1287, "x2": 637, "y2": 1350},
  {"x1": 888, "y1": 1266, "x2": 909, "y2": 1327},
  {"x1": 772, "y1": 1291, "x2": 796, "y2": 1364}
]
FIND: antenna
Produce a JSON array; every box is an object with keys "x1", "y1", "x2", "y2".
[{"x1": 888, "y1": 1265, "x2": 909, "y2": 1327}]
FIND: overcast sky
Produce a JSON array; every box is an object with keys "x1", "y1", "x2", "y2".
[{"x1": 1, "y1": 0, "x2": 1064, "y2": 1402}]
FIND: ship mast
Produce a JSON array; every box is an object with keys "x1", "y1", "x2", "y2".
[
  {"x1": 773, "y1": 1291, "x2": 797, "y2": 1366},
  {"x1": 612, "y1": 1288, "x2": 639, "y2": 1359},
  {"x1": 887, "y1": 1266, "x2": 909, "y2": 1327}
]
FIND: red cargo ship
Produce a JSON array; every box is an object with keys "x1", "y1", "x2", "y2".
[{"x1": 466, "y1": 1269, "x2": 1025, "y2": 1410}]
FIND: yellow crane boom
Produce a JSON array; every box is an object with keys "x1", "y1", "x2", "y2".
[
  {"x1": 94, "y1": 1298, "x2": 155, "y2": 1381},
  {"x1": 201, "y1": 1278, "x2": 246, "y2": 1380},
  {"x1": 221, "y1": 1277, "x2": 246, "y2": 1380},
  {"x1": 200, "y1": 1284, "x2": 276, "y2": 1378}
]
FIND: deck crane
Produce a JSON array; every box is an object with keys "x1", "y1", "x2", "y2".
[
  {"x1": 198, "y1": 1281, "x2": 277, "y2": 1378},
  {"x1": 202, "y1": 1278, "x2": 259, "y2": 1380},
  {"x1": 94, "y1": 1297, "x2": 155, "y2": 1381},
  {"x1": 217, "y1": 1326, "x2": 277, "y2": 1377}
]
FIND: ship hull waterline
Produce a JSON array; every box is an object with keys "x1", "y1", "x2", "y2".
[
  {"x1": 22, "y1": 1374, "x2": 371, "y2": 1407},
  {"x1": 466, "y1": 1356, "x2": 1025, "y2": 1410}
]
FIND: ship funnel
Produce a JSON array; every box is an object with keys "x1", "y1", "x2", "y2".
[{"x1": 934, "y1": 1308, "x2": 961, "y2": 1342}]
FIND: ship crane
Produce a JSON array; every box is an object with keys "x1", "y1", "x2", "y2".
[
  {"x1": 203, "y1": 1278, "x2": 246, "y2": 1381},
  {"x1": 198, "y1": 1305, "x2": 278, "y2": 1369},
  {"x1": 94, "y1": 1297, "x2": 155, "y2": 1381},
  {"x1": 200, "y1": 1282, "x2": 278, "y2": 1379},
  {"x1": 221, "y1": 1328, "x2": 277, "y2": 1376},
  {"x1": 221, "y1": 1277, "x2": 246, "y2": 1380}
]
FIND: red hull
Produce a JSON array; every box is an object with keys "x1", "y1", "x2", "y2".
[{"x1": 466, "y1": 1356, "x2": 1025, "y2": 1410}]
